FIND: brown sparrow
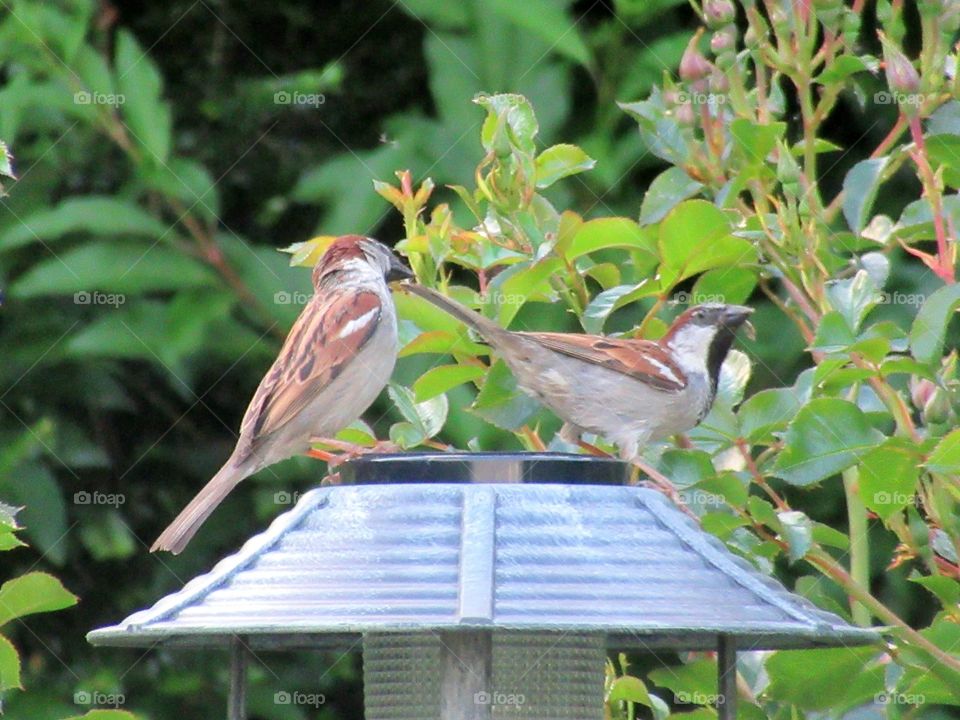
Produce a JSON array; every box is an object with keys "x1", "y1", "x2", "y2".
[
  {"x1": 404, "y1": 284, "x2": 752, "y2": 461},
  {"x1": 151, "y1": 235, "x2": 412, "y2": 554}
]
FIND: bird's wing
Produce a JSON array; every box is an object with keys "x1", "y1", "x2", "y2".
[
  {"x1": 236, "y1": 289, "x2": 383, "y2": 454},
  {"x1": 521, "y1": 332, "x2": 687, "y2": 392}
]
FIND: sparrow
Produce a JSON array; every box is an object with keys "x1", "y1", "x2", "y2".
[
  {"x1": 151, "y1": 235, "x2": 412, "y2": 554},
  {"x1": 404, "y1": 284, "x2": 752, "y2": 461}
]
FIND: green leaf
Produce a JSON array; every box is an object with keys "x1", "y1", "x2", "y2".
[
  {"x1": 772, "y1": 398, "x2": 885, "y2": 486},
  {"x1": 400, "y1": 330, "x2": 489, "y2": 358},
  {"x1": 910, "y1": 572, "x2": 960, "y2": 607},
  {"x1": 690, "y1": 266, "x2": 757, "y2": 305},
  {"x1": 765, "y1": 647, "x2": 883, "y2": 711},
  {"x1": 0, "y1": 572, "x2": 77, "y2": 626},
  {"x1": 738, "y1": 388, "x2": 803, "y2": 442},
  {"x1": 413, "y1": 364, "x2": 485, "y2": 402},
  {"x1": 910, "y1": 283, "x2": 960, "y2": 364},
  {"x1": 825, "y1": 270, "x2": 879, "y2": 332},
  {"x1": 387, "y1": 384, "x2": 448, "y2": 448},
  {"x1": 565, "y1": 217, "x2": 658, "y2": 265},
  {"x1": 842, "y1": 156, "x2": 890, "y2": 234},
  {"x1": 925, "y1": 428, "x2": 960, "y2": 474},
  {"x1": 730, "y1": 118, "x2": 786, "y2": 166},
  {"x1": 475, "y1": 93, "x2": 538, "y2": 154},
  {"x1": 777, "y1": 510, "x2": 813, "y2": 563},
  {"x1": 141, "y1": 157, "x2": 220, "y2": 222},
  {"x1": 115, "y1": 29, "x2": 172, "y2": 163},
  {"x1": 10, "y1": 241, "x2": 216, "y2": 298},
  {"x1": 607, "y1": 675, "x2": 650, "y2": 704},
  {"x1": 489, "y1": 257, "x2": 563, "y2": 327},
  {"x1": 488, "y1": 0, "x2": 591, "y2": 66},
  {"x1": 926, "y1": 134, "x2": 960, "y2": 187},
  {"x1": 469, "y1": 359, "x2": 540, "y2": 431},
  {"x1": 859, "y1": 440, "x2": 920, "y2": 519},
  {"x1": 580, "y1": 281, "x2": 658, "y2": 334},
  {"x1": 534, "y1": 144, "x2": 595, "y2": 188},
  {"x1": 639, "y1": 167, "x2": 703, "y2": 225},
  {"x1": 810, "y1": 311, "x2": 856, "y2": 353},
  {"x1": 658, "y1": 200, "x2": 756, "y2": 286},
  {"x1": 815, "y1": 55, "x2": 873, "y2": 84},
  {"x1": 63, "y1": 712, "x2": 140, "y2": 720},
  {"x1": 0, "y1": 634, "x2": 20, "y2": 692},
  {"x1": 0, "y1": 196, "x2": 168, "y2": 250},
  {"x1": 648, "y1": 659, "x2": 716, "y2": 701},
  {"x1": 0, "y1": 462, "x2": 67, "y2": 565}
]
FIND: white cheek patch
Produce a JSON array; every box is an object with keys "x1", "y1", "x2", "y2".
[{"x1": 338, "y1": 307, "x2": 379, "y2": 338}]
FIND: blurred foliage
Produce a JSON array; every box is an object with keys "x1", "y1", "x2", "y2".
[{"x1": 2, "y1": 0, "x2": 960, "y2": 718}]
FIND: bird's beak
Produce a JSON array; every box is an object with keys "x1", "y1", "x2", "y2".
[
  {"x1": 386, "y1": 257, "x2": 414, "y2": 283},
  {"x1": 722, "y1": 305, "x2": 755, "y2": 339}
]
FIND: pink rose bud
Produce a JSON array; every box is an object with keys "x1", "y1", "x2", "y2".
[
  {"x1": 680, "y1": 35, "x2": 713, "y2": 81},
  {"x1": 880, "y1": 32, "x2": 920, "y2": 95},
  {"x1": 704, "y1": 0, "x2": 736, "y2": 28}
]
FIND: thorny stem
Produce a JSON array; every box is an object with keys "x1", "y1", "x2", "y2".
[{"x1": 908, "y1": 115, "x2": 955, "y2": 283}]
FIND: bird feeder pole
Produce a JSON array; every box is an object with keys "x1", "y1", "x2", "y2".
[
  {"x1": 439, "y1": 631, "x2": 492, "y2": 720},
  {"x1": 717, "y1": 635, "x2": 737, "y2": 720},
  {"x1": 228, "y1": 636, "x2": 247, "y2": 720}
]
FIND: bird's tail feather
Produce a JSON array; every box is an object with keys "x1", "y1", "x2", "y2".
[
  {"x1": 404, "y1": 284, "x2": 507, "y2": 341},
  {"x1": 150, "y1": 457, "x2": 253, "y2": 554}
]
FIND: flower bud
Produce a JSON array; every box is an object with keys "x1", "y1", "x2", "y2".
[
  {"x1": 704, "y1": 0, "x2": 736, "y2": 28},
  {"x1": 711, "y1": 25, "x2": 737, "y2": 54},
  {"x1": 679, "y1": 34, "x2": 713, "y2": 82},
  {"x1": 910, "y1": 377, "x2": 936, "y2": 410},
  {"x1": 924, "y1": 387, "x2": 953, "y2": 424},
  {"x1": 880, "y1": 32, "x2": 921, "y2": 97}
]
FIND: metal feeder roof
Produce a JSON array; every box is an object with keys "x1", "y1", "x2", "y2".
[{"x1": 89, "y1": 453, "x2": 877, "y2": 652}]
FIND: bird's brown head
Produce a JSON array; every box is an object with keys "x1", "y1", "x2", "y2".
[{"x1": 312, "y1": 235, "x2": 413, "y2": 288}]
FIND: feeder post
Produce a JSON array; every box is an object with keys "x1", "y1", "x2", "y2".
[
  {"x1": 717, "y1": 634, "x2": 737, "y2": 720},
  {"x1": 228, "y1": 636, "x2": 248, "y2": 720},
  {"x1": 439, "y1": 630, "x2": 493, "y2": 720}
]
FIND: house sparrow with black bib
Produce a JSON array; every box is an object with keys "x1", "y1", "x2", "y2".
[
  {"x1": 404, "y1": 284, "x2": 752, "y2": 462},
  {"x1": 152, "y1": 235, "x2": 412, "y2": 554}
]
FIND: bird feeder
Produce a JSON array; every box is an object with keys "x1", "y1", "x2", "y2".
[{"x1": 88, "y1": 453, "x2": 878, "y2": 719}]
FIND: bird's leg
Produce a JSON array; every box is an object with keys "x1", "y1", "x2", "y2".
[
  {"x1": 561, "y1": 422, "x2": 613, "y2": 458},
  {"x1": 577, "y1": 439, "x2": 615, "y2": 458},
  {"x1": 307, "y1": 437, "x2": 401, "y2": 468}
]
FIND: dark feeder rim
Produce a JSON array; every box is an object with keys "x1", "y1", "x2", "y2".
[{"x1": 336, "y1": 451, "x2": 632, "y2": 486}]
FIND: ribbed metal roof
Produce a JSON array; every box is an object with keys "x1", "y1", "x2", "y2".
[{"x1": 88, "y1": 455, "x2": 878, "y2": 651}]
